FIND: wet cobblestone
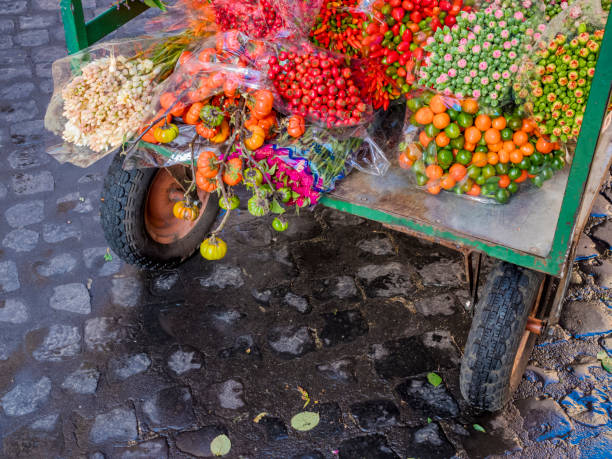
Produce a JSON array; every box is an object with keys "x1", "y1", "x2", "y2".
[{"x1": 1, "y1": 3, "x2": 611, "y2": 458}]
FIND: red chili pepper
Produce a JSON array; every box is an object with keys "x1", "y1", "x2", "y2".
[{"x1": 391, "y1": 7, "x2": 405, "y2": 22}]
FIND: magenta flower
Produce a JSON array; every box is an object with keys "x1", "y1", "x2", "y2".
[
  {"x1": 426, "y1": 36, "x2": 435, "y2": 46},
  {"x1": 472, "y1": 89, "x2": 481, "y2": 98},
  {"x1": 484, "y1": 7, "x2": 492, "y2": 14},
  {"x1": 502, "y1": 71, "x2": 510, "y2": 79},
  {"x1": 509, "y1": 51, "x2": 517, "y2": 59},
  {"x1": 478, "y1": 62, "x2": 488, "y2": 71},
  {"x1": 480, "y1": 77, "x2": 489, "y2": 85},
  {"x1": 448, "y1": 68, "x2": 457, "y2": 77}
]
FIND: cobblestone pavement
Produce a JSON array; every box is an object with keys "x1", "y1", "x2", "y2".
[{"x1": 1, "y1": 2, "x2": 612, "y2": 458}]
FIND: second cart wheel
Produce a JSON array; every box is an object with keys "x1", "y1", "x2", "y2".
[
  {"x1": 100, "y1": 151, "x2": 219, "y2": 270},
  {"x1": 460, "y1": 261, "x2": 544, "y2": 411}
]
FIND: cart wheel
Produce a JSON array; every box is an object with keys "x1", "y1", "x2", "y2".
[
  {"x1": 460, "y1": 261, "x2": 543, "y2": 411},
  {"x1": 100, "y1": 151, "x2": 219, "y2": 270}
]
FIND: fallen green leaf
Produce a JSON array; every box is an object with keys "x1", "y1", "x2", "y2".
[
  {"x1": 210, "y1": 434, "x2": 231, "y2": 456},
  {"x1": 103, "y1": 248, "x2": 113, "y2": 262},
  {"x1": 597, "y1": 351, "x2": 612, "y2": 373},
  {"x1": 290, "y1": 411, "x2": 320, "y2": 431},
  {"x1": 427, "y1": 372, "x2": 443, "y2": 387},
  {"x1": 473, "y1": 424, "x2": 486, "y2": 433},
  {"x1": 427, "y1": 417, "x2": 432, "y2": 424}
]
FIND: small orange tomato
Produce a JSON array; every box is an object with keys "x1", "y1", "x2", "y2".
[
  {"x1": 471, "y1": 152, "x2": 488, "y2": 168},
  {"x1": 498, "y1": 175, "x2": 511, "y2": 188},
  {"x1": 440, "y1": 174, "x2": 456, "y2": 190},
  {"x1": 509, "y1": 149, "x2": 524, "y2": 164},
  {"x1": 487, "y1": 152, "x2": 499, "y2": 165}
]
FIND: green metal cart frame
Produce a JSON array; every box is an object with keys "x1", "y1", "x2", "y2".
[{"x1": 59, "y1": 0, "x2": 612, "y2": 409}]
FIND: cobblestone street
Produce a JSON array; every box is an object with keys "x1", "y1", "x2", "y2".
[{"x1": 1, "y1": 2, "x2": 612, "y2": 458}]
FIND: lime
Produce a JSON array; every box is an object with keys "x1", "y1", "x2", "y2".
[
  {"x1": 507, "y1": 116, "x2": 522, "y2": 130},
  {"x1": 412, "y1": 159, "x2": 426, "y2": 175},
  {"x1": 475, "y1": 145, "x2": 488, "y2": 153},
  {"x1": 482, "y1": 164, "x2": 496, "y2": 179},
  {"x1": 415, "y1": 172, "x2": 428, "y2": 186},
  {"x1": 407, "y1": 98, "x2": 423, "y2": 112},
  {"x1": 507, "y1": 182, "x2": 519, "y2": 194},
  {"x1": 495, "y1": 162, "x2": 509, "y2": 175},
  {"x1": 444, "y1": 123, "x2": 461, "y2": 139},
  {"x1": 552, "y1": 156, "x2": 565, "y2": 170},
  {"x1": 437, "y1": 149, "x2": 453, "y2": 166},
  {"x1": 478, "y1": 136, "x2": 488, "y2": 146},
  {"x1": 481, "y1": 183, "x2": 498, "y2": 196},
  {"x1": 467, "y1": 165, "x2": 481, "y2": 179},
  {"x1": 500, "y1": 128, "x2": 514, "y2": 141},
  {"x1": 508, "y1": 167, "x2": 522, "y2": 181},
  {"x1": 450, "y1": 136, "x2": 465, "y2": 149},
  {"x1": 532, "y1": 175, "x2": 544, "y2": 188},
  {"x1": 460, "y1": 178, "x2": 474, "y2": 193},
  {"x1": 456, "y1": 149, "x2": 472, "y2": 165},
  {"x1": 476, "y1": 175, "x2": 486, "y2": 186},
  {"x1": 541, "y1": 167, "x2": 554, "y2": 180},
  {"x1": 425, "y1": 123, "x2": 440, "y2": 138},
  {"x1": 495, "y1": 188, "x2": 510, "y2": 204},
  {"x1": 518, "y1": 158, "x2": 531, "y2": 170},
  {"x1": 530, "y1": 152, "x2": 544, "y2": 166},
  {"x1": 447, "y1": 108, "x2": 459, "y2": 121},
  {"x1": 457, "y1": 112, "x2": 473, "y2": 128}
]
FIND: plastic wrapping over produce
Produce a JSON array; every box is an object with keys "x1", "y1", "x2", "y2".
[
  {"x1": 263, "y1": 39, "x2": 376, "y2": 128},
  {"x1": 513, "y1": 0, "x2": 608, "y2": 145},
  {"x1": 145, "y1": 0, "x2": 323, "y2": 40},
  {"x1": 44, "y1": 36, "x2": 180, "y2": 168},
  {"x1": 397, "y1": 90, "x2": 568, "y2": 204}
]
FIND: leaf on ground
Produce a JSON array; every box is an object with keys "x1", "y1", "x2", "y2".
[
  {"x1": 103, "y1": 248, "x2": 113, "y2": 262},
  {"x1": 253, "y1": 412, "x2": 268, "y2": 423},
  {"x1": 210, "y1": 434, "x2": 231, "y2": 456},
  {"x1": 297, "y1": 386, "x2": 310, "y2": 408},
  {"x1": 473, "y1": 423, "x2": 486, "y2": 433},
  {"x1": 290, "y1": 411, "x2": 320, "y2": 431},
  {"x1": 427, "y1": 372, "x2": 443, "y2": 387},
  {"x1": 427, "y1": 417, "x2": 432, "y2": 424},
  {"x1": 596, "y1": 351, "x2": 612, "y2": 373}
]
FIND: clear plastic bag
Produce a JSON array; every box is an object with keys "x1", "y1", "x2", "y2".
[
  {"x1": 512, "y1": 0, "x2": 608, "y2": 145},
  {"x1": 396, "y1": 90, "x2": 568, "y2": 204},
  {"x1": 44, "y1": 36, "x2": 179, "y2": 168}
]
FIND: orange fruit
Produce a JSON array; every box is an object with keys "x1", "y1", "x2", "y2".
[
  {"x1": 398, "y1": 152, "x2": 413, "y2": 169},
  {"x1": 498, "y1": 150, "x2": 510, "y2": 163},
  {"x1": 449, "y1": 163, "x2": 467, "y2": 181},
  {"x1": 520, "y1": 142, "x2": 535, "y2": 156},
  {"x1": 509, "y1": 149, "x2": 524, "y2": 164},
  {"x1": 487, "y1": 152, "x2": 499, "y2": 165},
  {"x1": 474, "y1": 114, "x2": 491, "y2": 131},
  {"x1": 435, "y1": 131, "x2": 450, "y2": 147},
  {"x1": 429, "y1": 94, "x2": 447, "y2": 114},
  {"x1": 425, "y1": 164, "x2": 443, "y2": 180},
  {"x1": 512, "y1": 130, "x2": 528, "y2": 146},
  {"x1": 464, "y1": 126, "x2": 482, "y2": 144},
  {"x1": 522, "y1": 118, "x2": 536, "y2": 133},
  {"x1": 415, "y1": 107, "x2": 434, "y2": 125},
  {"x1": 419, "y1": 130, "x2": 433, "y2": 147},
  {"x1": 491, "y1": 117, "x2": 507, "y2": 130},
  {"x1": 463, "y1": 142, "x2": 476, "y2": 152},
  {"x1": 466, "y1": 183, "x2": 481, "y2": 196},
  {"x1": 462, "y1": 99, "x2": 479, "y2": 114},
  {"x1": 515, "y1": 169, "x2": 529, "y2": 183},
  {"x1": 484, "y1": 128, "x2": 501, "y2": 145},
  {"x1": 536, "y1": 137, "x2": 553, "y2": 153},
  {"x1": 498, "y1": 175, "x2": 510, "y2": 188},
  {"x1": 502, "y1": 140, "x2": 516, "y2": 153},
  {"x1": 433, "y1": 112, "x2": 451, "y2": 129},
  {"x1": 440, "y1": 174, "x2": 456, "y2": 190},
  {"x1": 472, "y1": 152, "x2": 488, "y2": 167},
  {"x1": 426, "y1": 180, "x2": 441, "y2": 194},
  {"x1": 488, "y1": 141, "x2": 503, "y2": 152}
]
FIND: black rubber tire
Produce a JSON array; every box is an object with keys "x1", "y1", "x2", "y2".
[
  {"x1": 460, "y1": 261, "x2": 543, "y2": 411},
  {"x1": 100, "y1": 152, "x2": 219, "y2": 270}
]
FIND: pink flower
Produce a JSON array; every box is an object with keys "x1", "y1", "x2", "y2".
[
  {"x1": 472, "y1": 89, "x2": 481, "y2": 98},
  {"x1": 523, "y1": 0, "x2": 532, "y2": 8},
  {"x1": 483, "y1": 42, "x2": 491, "y2": 50},
  {"x1": 439, "y1": 74, "x2": 449, "y2": 83},
  {"x1": 461, "y1": 10, "x2": 469, "y2": 19},
  {"x1": 525, "y1": 44, "x2": 532, "y2": 51},
  {"x1": 495, "y1": 83, "x2": 502, "y2": 91},
  {"x1": 484, "y1": 7, "x2": 492, "y2": 14},
  {"x1": 443, "y1": 34, "x2": 452, "y2": 44},
  {"x1": 457, "y1": 45, "x2": 466, "y2": 53},
  {"x1": 569, "y1": 5, "x2": 582, "y2": 19},
  {"x1": 489, "y1": 21, "x2": 496, "y2": 27},
  {"x1": 538, "y1": 24, "x2": 546, "y2": 32},
  {"x1": 503, "y1": 41, "x2": 512, "y2": 50},
  {"x1": 426, "y1": 36, "x2": 435, "y2": 46},
  {"x1": 510, "y1": 64, "x2": 518, "y2": 73},
  {"x1": 480, "y1": 77, "x2": 489, "y2": 85},
  {"x1": 561, "y1": 1, "x2": 568, "y2": 9},
  {"x1": 444, "y1": 53, "x2": 452, "y2": 62},
  {"x1": 502, "y1": 71, "x2": 510, "y2": 79},
  {"x1": 534, "y1": 32, "x2": 541, "y2": 41},
  {"x1": 463, "y1": 76, "x2": 472, "y2": 84},
  {"x1": 473, "y1": 25, "x2": 482, "y2": 34},
  {"x1": 493, "y1": 50, "x2": 502, "y2": 58},
  {"x1": 458, "y1": 58, "x2": 467, "y2": 68},
  {"x1": 526, "y1": 28, "x2": 534, "y2": 36},
  {"x1": 509, "y1": 51, "x2": 517, "y2": 59},
  {"x1": 487, "y1": 33, "x2": 494, "y2": 40},
  {"x1": 443, "y1": 88, "x2": 453, "y2": 95},
  {"x1": 494, "y1": 10, "x2": 503, "y2": 18},
  {"x1": 456, "y1": 91, "x2": 464, "y2": 98},
  {"x1": 472, "y1": 44, "x2": 481, "y2": 53},
  {"x1": 468, "y1": 32, "x2": 476, "y2": 40},
  {"x1": 478, "y1": 61, "x2": 488, "y2": 71},
  {"x1": 448, "y1": 68, "x2": 457, "y2": 77},
  {"x1": 459, "y1": 38, "x2": 468, "y2": 46},
  {"x1": 501, "y1": 30, "x2": 509, "y2": 38},
  {"x1": 470, "y1": 69, "x2": 478, "y2": 78},
  {"x1": 451, "y1": 24, "x2": 459, "y2": 32},
  {"x1": 492, "y1": 71, "x2": 501, "y2": 80},
  {"x1": 511, "y1": 38, "x2": 519, "y2": 46},
  {"x1": 468, "y1": 12, "x2": 476, "y2": 22},
  {"x1": 499, "y1": 20, "x2": 506, "y2": 28},
  {"x1": 490, "y1": 92, "x2": 498, "y2": 100},
  {"x1": 514, "y1": 11, "x2": 524, "y2": 20}
]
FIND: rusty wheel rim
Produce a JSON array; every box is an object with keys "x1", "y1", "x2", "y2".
[{"x1": 144, "y1": 168, "x2": 209, "y2": 245}]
